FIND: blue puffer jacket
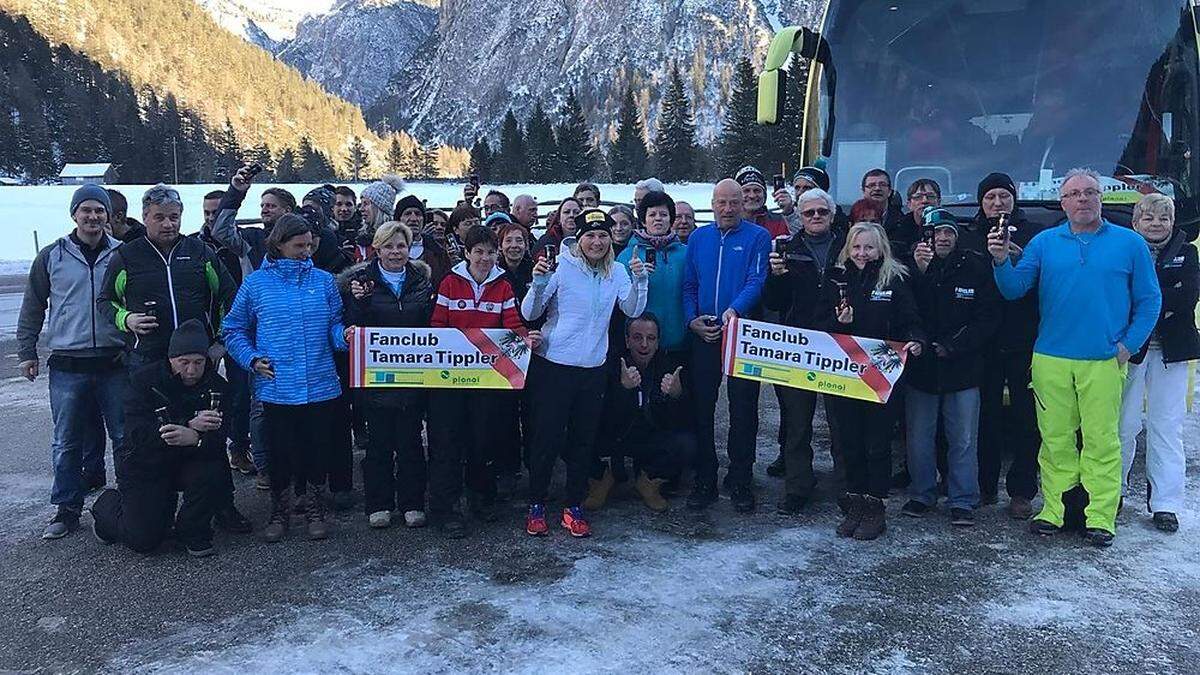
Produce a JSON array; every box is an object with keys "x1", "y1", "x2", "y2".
[
  {"x1": 617, "y1": 232, "x2": 688, "y2": 352},
  {"x1": 222, "y1": 257, "x2": 348, "y2": 405}
]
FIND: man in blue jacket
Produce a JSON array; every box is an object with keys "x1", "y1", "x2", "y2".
[
  {"x1": 990, "y1": 168, "x2": 1161, "y2": 547},
  {"x1": 683, "y1": 179, "x2": 771, "y2": 512}
]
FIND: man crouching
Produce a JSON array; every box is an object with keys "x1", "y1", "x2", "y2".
[{"x1": 91, "y1": 320, "x2": 231, "y2": 557}]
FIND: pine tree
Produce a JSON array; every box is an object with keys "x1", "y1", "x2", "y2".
[
  {"x1": 215, "y1": 117, "x2": 241, "y2": 175},
  {"x1": 555, "y1": 89, "x2": 597, "y2": 181},
  {"x1": 421, "y1": 142, "x2": 441, "y2": 179},
  {"x1": 245, "y1": 142, "x2": 274, "y2": 181},
  {"x1": 385, "y1": 135, "x2": 407, "y2": 174},
  {"x1": 609, "y1": 86, "x2": 649, "y2": 183},
  {"x1": 494, "y1": 108, "x2": 526, "y2": 182},
  {"x1": 275, "y1": 148, "x2": 298, "y2": 182},
  {"x1": 467, "y1": 137, "x2": 493, "y2": 181},
  {"x1": 297, "y1": 136, "x2": 334, "y2": 181},
  {"x1": 653, "y1": 62, "x2": 698, "y2": 182},
  {"x1": 716, "y1": 58, "x2": 765, "y2": 179},
  {"x1": 524, "y1": 102, "x2": 557, "y2": 183},
  {"x1": 345, "y1": 135, "x2": 369, "y2": 181},
  {"x1": 405, "y1": 147, "x2": 423, "y2": 177}
]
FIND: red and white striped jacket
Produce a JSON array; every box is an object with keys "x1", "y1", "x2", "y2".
[{"x1": 432, "y1": 262, "x2": 525, "y2": 331}]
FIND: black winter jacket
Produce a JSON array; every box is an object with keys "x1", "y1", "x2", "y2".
[
  {"x1": 1132, "y1": 228, "x2": 1200, "y2": 365},
  {"x1": 818, "y1": 260, "x2": 927, "y2": 347},
  {"x1": 764, "y1": 229, "x2": 847, "y2": 329},
  {"x1": 97, "y1": 236, "x2": 237, "y2": 361},
  {"x1": 962, "y1": 208, "x2": 1044, "y2": 353},
  {"x1": 907, "y1": 249, "x2": 1001, "y2": 393},
  {"x1": 339, "y1": 259, "x2": 434, "y2": 408},
  {"x1": 121, "y1": 360, "x2": 229, "y2": 468},
  {"x1": 599, "y1": 349, "x2": 692, "y2": 448}
]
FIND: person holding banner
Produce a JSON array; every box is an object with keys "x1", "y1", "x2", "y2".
[
  {"x1": 222, "y1": 215, "x2": 350, "y2": 543},
  {"x1": 820, "y1": 222, "x2": 926, "y2": 540},
  {"x1": 764, "y1": 188, "x2": 846, "y2": 514},
  {"x1": 341, "y1": 221, "x2": 434, "y2": 530},
  {"x1": 683, "y1": 179, "x2": 771, "y2": 513},
  {"x1": 904, "y1": 208, "x2": 1000, "y2": 527},
  {"x1": 430, "y1": 225, "x2": 536, "y2": 537},
  {"x1": 521, "y1": 209, "x2": 648, "y2": 538}
]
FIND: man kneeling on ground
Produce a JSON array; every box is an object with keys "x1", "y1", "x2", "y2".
[
  {"x1": 92, "y1": 320, "x2": 231, "y2": 557},
  {"x1": 586, "y1": 313, "x2": 695, "y2": 512}
]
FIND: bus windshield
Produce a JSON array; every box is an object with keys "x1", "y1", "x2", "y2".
[{"x1": 818, "y1": 0, "x2": 1199, "y2": 219}]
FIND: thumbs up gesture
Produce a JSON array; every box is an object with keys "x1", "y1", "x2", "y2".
[
  {"x1": 619, "y1": 358, "x2": 642, "y2": 390},
  {"x1": 660, "y1": 365, "x2": 684, "y2": 398}
]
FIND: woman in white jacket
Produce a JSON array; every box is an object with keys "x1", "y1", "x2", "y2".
[{"x1": 520, "y1": 208, "x2": 648, "y2": 538}]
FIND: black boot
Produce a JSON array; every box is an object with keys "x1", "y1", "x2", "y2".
[
  {"x1": 214, "y1": 504, "x2": 253, "y2": 534},
  {"x1": 766, "y1": 454, "x2": 786, "y2": 478},
  {"x1": 853, "y1": 495, "x2": 887, "y2": 540},
  {"x1": 836, "y1": 493, "x2": 864, "y2": 537}
]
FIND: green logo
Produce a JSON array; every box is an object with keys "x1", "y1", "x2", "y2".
[
  {"x1": 806, "y1": 372, "x2": 817, "y2": 382},
  {"x1": 440, "y1": 370, "x2": 450, "y2": 380}
]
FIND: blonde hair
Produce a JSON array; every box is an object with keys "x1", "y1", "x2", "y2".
[
  {"x1": 569, "y1": 236, "x2": 615, "y2": 277},
  {"x1": 1132, "y1": 193, "x2": 1175, "y2": 225},
  {"x1": 837, "y1": 222, "x2": 909, "y2": 290},
  {"x1": 372, "y1": 221, "x2": 413, "y2": 249}
]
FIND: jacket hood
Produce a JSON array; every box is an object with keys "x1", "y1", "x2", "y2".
[{"x1": 450, "y1": 260, "x2": 506, "y2": 287}]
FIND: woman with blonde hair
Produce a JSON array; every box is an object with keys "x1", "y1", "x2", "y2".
[
  {"x1": 520, "y1": 208, "x2": 648, "y2": 538},
  {"x1": 1118, "y1": 193, "x2": 1199, "y2": 533},
  {"x1": 819, "y1": 222, "x2": 926, "y2": 541}
]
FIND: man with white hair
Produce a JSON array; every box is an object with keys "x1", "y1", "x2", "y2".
[
  {"x1": 634, "y1": 178, "x2": 665, "y2": 211},
  {"x1": 763, "y1": 188, "x2": 846, "y2": 513},
  {"x1": 990, "y1": 168, "x2": 1161, "y2": 547}
]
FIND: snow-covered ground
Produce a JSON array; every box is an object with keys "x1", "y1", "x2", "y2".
[{"x1": 0, "y1": 182, "x2": 718, "y2": 274}]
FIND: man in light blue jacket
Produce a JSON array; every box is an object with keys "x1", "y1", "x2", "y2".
[
  {"x1": 990, "y1": 168, "x2": 1161, "y2": 547},
  {"x1": 682, "y1": 179, "x2": 771, "y2": 513}
]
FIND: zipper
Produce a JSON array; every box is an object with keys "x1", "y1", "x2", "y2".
[
  {"x1": 714, "y1": 229, "x2": 727, "y2": 314},
  {"x1": 149, "y1": 242, "x2": 182, "y2": 328}
]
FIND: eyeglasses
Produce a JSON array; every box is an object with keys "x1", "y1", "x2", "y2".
[
  {"x1": 1061, "y1": 188, "x2": 1101, "y2": 201},
  {"x1": 801, "y1": 208, "x2": 831, "y2": 218},
  {"x1": 909, "y1": 192, "x2": 939, "y2": 200}
]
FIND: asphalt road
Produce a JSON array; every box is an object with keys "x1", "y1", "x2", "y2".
[{"x1": 0, "y1": 332, "x2": 1198, "y2": 673}]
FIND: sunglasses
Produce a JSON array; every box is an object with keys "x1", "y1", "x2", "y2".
[{"x1": 801, "y1": 208, "x2": 831, "y2": 218}]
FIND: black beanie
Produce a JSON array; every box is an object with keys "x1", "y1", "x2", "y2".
[
  {"x1": 977, "y1": 172, "x2": 1017, "y2": 205},
  {"x1": 793, "y1": 166, "x2": 831, "y2": 192},
  {"x1": 168, "y1": 319, "x2": 210, "y2": 358},
  {"x1": 574, "y1": 208, "x2": 614, "y2": 238},
  {"x1": 637, "y1": 190, "x2": 676, "y2": 225},
  {"x1": 394, "y1": 194, "x2": 425, "y2": 219}
]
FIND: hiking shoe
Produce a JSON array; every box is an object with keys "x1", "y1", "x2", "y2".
[
  {"x1": 561, "y1": 506, "x2": 591, "y2": 538},
  {"x1": 765, "y1": 454, "x2": 786, "y2": 478},
  {"x1": 82, "y1": 472, "x2": 107, "y2": 492},
  {"x1": 836, "y1": 493, "x2": 864, "y2": 537},
  {"x1": 186, "y1": 541, "x2": 216, "y2": 558},
  {"x1": 582, "y1": 467, "x2": 616, "y2": 511},
  {"x1": 1153, "y1": 512, "x2": 1179, "y2": 533},
  {"x1": 1085, "y1": 528, "x2": 1114, "y2": 548},
  {"x1": 901, "y1": 500, "x2": 929, "y2": 518},
  {"x1": 305, "y1": 489, "x2": 329, "y2": 540},
  {"x1": 525, "y1": 504, "x2": 549, "y2": 536},
  {"x1": 1007, "y1": 497, "x2": 1034, "y2": 520},
  {"x1": 403, "y1": 510, "x2": 427, "y2": 528},
  {"x1": 950, "y1": 508, "x2": 975, "y2": 527},
  {"x1": 263, "y1": 492, "x2": 290, "y2": 543},
  {"x1": 853, "y1": 496, "x2": 887, "y2": 540},
  {"x1": 634, "y1": 472, "x2": 669, "y2": 513},
  {"x1": 438, "y1": 512, "x2": 467, "y2": 539},
  {"x1": 686, "y1": 486, "x2": 718, "y2": 511},
  {"x1": 254, "y1": 474, "x2": 272, "y2": 491},
  {"x1": 730, "y1": 484, "x2": 756, "y2": 513},
  {"x1": 214, "y1": 505, "x2": 253, "y2": 534},
  {"x1": 1029, "y1": 519, "x2": 1060, "y2": 536},
  {"x1": 776, "y1": 494, "x2": 808, "y2": 515},
  {"x1": 368, "y1": 510, "x2": 392, "y2": 529},
  {"x1": 228, "y1": 450, "x2": 256, "y2": 475},
  {"x1": 42, "y1": 507, "x2": 80, "y2": 540}
]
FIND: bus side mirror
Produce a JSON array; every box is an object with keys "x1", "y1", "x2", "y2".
[{"x1": 757, "y1": 68, "x2": 788, "y2": 125}]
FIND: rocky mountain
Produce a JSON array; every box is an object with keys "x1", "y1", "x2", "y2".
[
  {"x1": 366, "y1": 0, "x2": 824, "y2": 147},
  {"x1": 277, "y1": 0, "x2": 439, "y2": 107},
  {"x1": 193, "y1": 0, "x2": 336, "y2": 50}
]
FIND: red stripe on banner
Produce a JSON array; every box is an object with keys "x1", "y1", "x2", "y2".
[
  {"x1": 356, "y1": 327, "x2": 367, "y2": 388},
  {"x1": 461, "y1": 328, "x2": 525, "y2": 389},
  {"x1": 829, "y1": 332, "x2": 895, "y2": 403},
  {"x1": 722, "y1": 317, "x2": 738, "y2": 376}
]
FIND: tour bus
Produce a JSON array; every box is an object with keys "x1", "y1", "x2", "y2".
[{"x1": 758, "y1": 0, "x2": 1200, "y2": 233}]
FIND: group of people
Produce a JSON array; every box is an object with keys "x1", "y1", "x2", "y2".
[{"x1": 16, "y1": 160, "x2": 1195, "y2": 556}]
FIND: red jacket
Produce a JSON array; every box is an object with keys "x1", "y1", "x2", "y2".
[
  {"x1": 752, "y1": 207, "x2": 790, "y2": 239},
  {"x1": 431, "y1": 262, "x2": 524, "y2": 331}
]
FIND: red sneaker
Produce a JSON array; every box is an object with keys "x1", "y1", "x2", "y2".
[
  {"x1": 561, "y1": 506, "x2": 591, "y2": 538},
  {"x1": 525, "y1": 504, "x2": 549, "y2": 536}
]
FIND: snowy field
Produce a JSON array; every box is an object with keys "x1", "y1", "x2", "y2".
[{"x1": 0, "y1": 182, "x2": 718, "y2": 273}]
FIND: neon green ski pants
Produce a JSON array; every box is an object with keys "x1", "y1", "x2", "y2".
[{"x1": 1030, "y1": 353, "x2": 1126, "y2": 534}]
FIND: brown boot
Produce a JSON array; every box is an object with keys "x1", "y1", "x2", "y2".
[
  {"x1": 305, "y1": 487, "x2": 329, "y2": 540},
  {"x1": 836, "y1": 493, "x2": 864, "y2": 537},
  {"x1": 853, "y1": 495, "x2": 887, "y2": 540},
  {"x1": 262, "y1": 491, "x2": 291, "y2": 543},
  {"x1": 634, "y1": 471, "x2": 669, "y2": 513},
  {"x1": 582, "y1": 467, "x2": 616, "y2": 511},
  {"x1": 1007, "y1": 497, "x2": 1034, "y2": 520}
]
